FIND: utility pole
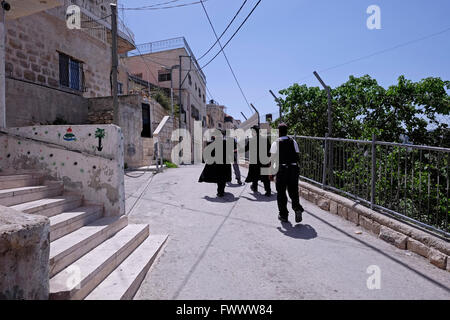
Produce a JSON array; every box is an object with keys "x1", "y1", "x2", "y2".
[
  {"x1": 240, "y1": 112, "x2": 248, "y2": 121},
  {"x1": 0, "y1": 2, "x2": 8, "y2": 129},
  {"x1": 110, "y1": 3, "x2": 119, "y2": 126},
  {"x1": 313, "y1": 71, "x2": 333, "y2": 187},
  {"x1": 178, "y1": 56, "x2": 183, "y2": 129},
  {"x1": 269, "y1": 89, "x2": 283, "y2": 123},
  {"x1": 250, "y1": 103, "x2": 260, "y2": 127},
  {"x1": 313, "y1": 71, "x2": 332, "y2": 137}
]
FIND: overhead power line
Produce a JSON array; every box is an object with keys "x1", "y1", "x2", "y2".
[
  {"x1": 200, "y1": 0, "x2": 263, "y2": 70},
  {"x1": 199, "y1": 0, "x2": 253, "y2": 113},
  {"x1": 252, "y1": 25, "x2": 450, "y2": 104},
  {"x1": 197, "y1": 0, "x2": 249, "y2": 60},
  {"x1": 123, "y1": 0, "x2": 209, "y2": 11}
]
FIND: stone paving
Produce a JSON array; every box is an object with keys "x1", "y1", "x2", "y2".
[{"x1": 125, "y1": 165, "x2": 450, "y2": 300}]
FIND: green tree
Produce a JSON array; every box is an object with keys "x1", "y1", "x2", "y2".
[{"x1": 277, "y1": 75, "x2": 449, "y2": 146}]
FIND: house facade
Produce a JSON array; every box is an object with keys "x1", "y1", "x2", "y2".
[
  {"x1": 122, "y1": 37, "x2": 207, "y2": 133},
  {"x1": 3, "y1": 0, "x2": 134, "y2": 127},
  {"x1": 206, "y1": 101, "x2": 225, "y2": 130}
]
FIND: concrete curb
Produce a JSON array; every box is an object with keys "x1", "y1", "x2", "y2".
[{"x1": 298, "y1": 180, "x2": 450, "y2": 272}]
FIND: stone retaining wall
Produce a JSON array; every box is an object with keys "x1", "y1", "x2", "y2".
[
  {"x1": 298, "y1": 181, "x2": 450, "y2": 272},
  {"x1": 0, "y1": 206, "x2": 50, "y2": 299},
  {"x1": 239, "y1": 162, "x2": 449, "y2": 272}
]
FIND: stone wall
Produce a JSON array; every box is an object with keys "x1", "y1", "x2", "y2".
[
  {"x1": 5, "y1": 9, "x2": 112, "y2": 99},
  {"x1": 0, "y1": 206, "x2": 50, "y2": 300},
  {"x1": 297, "y1": 180, "x2": 450, "y2": 272},
  {"x1": 0, "y1": 125, "x2": 125, "y2": 216},
  {"x1": 5, "y1": 78, "x2": 88, "y2": 127},
  {"x1": 206, "y1": 104, "x2": 225, "y2": 129},
  {"x1": 88, "y1": 94, "x2": 177, "y2": 167},
  {"x1": 88, "y1": 95, "x2": 143, "y2": 168}
]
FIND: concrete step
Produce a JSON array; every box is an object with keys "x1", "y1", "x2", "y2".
[
  {"x1": 0, "y1": 174, "x2": 43, "y2": 190},
  {"x1": 49, "y1": 205, "x2": 104, "y2": 242},
  {"x1": 0, "y1": 182, "x2": 63, "y2": 206},
  {"x1": 10, "y1": 194, "x2": 82, "y2": 217},
  {"x1": 49, "y1": 224, "x2": 149, "y2": 300},
  {"x1": 85, "y1": 234, "x2": 168, "y2": 300},
  {"x1": 49, "y1": 215, "x2": 128, "y2": 277}
]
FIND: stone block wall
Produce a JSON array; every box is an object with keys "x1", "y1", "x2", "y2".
[
  {"x1": 0, "y1": 125, "x2": 125, "y2": 216},
  {"x1": 88, "y1": 94, "x2": 178, "y2": 167},
  {"x1": 298, "y1": 181, "x2": 450, "y2": 272},
  {"x1": 5, "y1": 78, "x2": 89, "y2": 127},
  {"x1": 0, "y1": 206, "x2": 50, "y2": 300},
  {"x1": 5, "y1": 10, "x2": 111, "y2": 99}
]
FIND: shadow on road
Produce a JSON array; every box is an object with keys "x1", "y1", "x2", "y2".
[
  {"x1": 277, "y1": 223, "x2": 318, "y2": 240},
  {"x1": 204, "y1": 193, "x2": 239, "y2": 203},
  {"x1": 226, "y1": 182, "x2": 246, "y2": 188},
  {"x1": 241, "y1": 193, "x2": 277, "y2": 202}
]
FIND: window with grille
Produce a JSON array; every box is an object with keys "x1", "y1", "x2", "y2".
[
  {"x1": 158, "y1": 71, "x2": 171, "y2": 82},
  {"x1": 59, "y1": 53, "x2": 83, "y2": 91},
  {"x1": 191, "y1": 105, "x2": 200, "y2": 121}
]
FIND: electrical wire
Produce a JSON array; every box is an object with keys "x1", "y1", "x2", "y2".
[
  {"x1": 200, "y1": 0, "x2": 262, "y2": 71},
  {"x1": 123, "y1": 0, "x2": 209, "y2": 11},
  {"x1": 199, "y1": 0, "x2": 253, "y2": 113},
  {"x1": 197, "y1": 0, "x2": 248, "y2": 60},
  {"x1": 118, "y1": 16, "x2": 159, "y2": 84},
  {"x1": 252, "y1": 25, "x2": 450, "y2": 105}
]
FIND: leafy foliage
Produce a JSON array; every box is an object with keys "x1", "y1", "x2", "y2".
[
  {"x1": 282, "y1": 75, "x2": 450, "y2": 233},
  {"x1": 278, "y1": 75, "x2": 450, "y2": 147}
]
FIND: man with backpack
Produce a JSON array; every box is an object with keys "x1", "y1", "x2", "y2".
[{"x1": 270, "y1": 123, "x2": 304, "y2": 223}]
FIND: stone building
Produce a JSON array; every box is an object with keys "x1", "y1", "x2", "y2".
[
  {"x1": 88, "y1": 94, "x2": 177, "y2": 168},
  {"x1": 206, "y1": 101, "x2": 225, "y2": 130},
  {"x1": 3, "y1": 0, "x2": 135, "y2": 127},
  {"x1": 122, "y1": 37, "x2": 207, "y2": 134}
]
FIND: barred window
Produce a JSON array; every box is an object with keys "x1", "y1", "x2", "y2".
[
  {"x1": 191, "y1": 105, "x2": 200, "y2": 121},
  {"x1": 158, "y1": 71, "x2": 171, "y2": 82},
  {"x1": 59, "y1": 52, "x2": 83, "y2": 91}
]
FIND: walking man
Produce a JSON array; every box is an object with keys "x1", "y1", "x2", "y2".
[
  {"x1": 226, "y1": 131, "x2": 243, "y2": 185},
  {"x1": 245, "y1": 125, "x2": 271, "y2": 196},
  {"x1": 198, "y1": 132, "x2": 232, "y2": 197},
  {"x1": 270, "y1": 123, "x2": 304, "y2": 223}
]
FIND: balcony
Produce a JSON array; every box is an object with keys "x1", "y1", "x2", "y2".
[
  {"x1": 5, "y1": 0, "x2": 63, "y2": 20},
  {"x1": 128, "y1": 37, "x2": 206, "y2": 84},
  {"x1": 48, "y1": 0, "x2": 136, "y2": 54}
]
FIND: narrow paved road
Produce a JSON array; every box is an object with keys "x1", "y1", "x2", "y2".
[{"x1": 125, "y1": 165, "x2": 450, "y2": 300}]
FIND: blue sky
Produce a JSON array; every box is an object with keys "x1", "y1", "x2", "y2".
[{"x1": 121, "y1": 0, "x2": 450, "y2": 121}]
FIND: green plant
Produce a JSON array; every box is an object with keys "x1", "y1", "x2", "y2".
[
  {"x1": 163, "y1": 160, "x2": 178, "y2": 168},
  {"x1": 152, "y1": 90, "x2": 171, "y2": 111}
]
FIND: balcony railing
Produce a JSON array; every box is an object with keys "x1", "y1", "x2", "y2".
[
  {"x1": 128, "y1": 37, "x2": 206, "y2": 84},
  {"x1": 52, "y1": 0, "x2": 135, "y2": 51},
  {"x1": 294, "y1": 135, "x2": 450, "y2": 238}
]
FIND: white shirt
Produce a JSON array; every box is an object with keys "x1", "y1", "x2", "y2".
[{"x1": 270, "y1": 136, "x2": 299, "y2": 154}]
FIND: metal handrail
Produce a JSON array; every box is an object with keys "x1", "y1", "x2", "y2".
[{"x1": 295, "y1": 135, "x2": 450, "y2": 238}]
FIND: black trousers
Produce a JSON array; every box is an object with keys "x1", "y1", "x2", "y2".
[
  {"x1": 217, "y1": 181, "x2": 226, "y2": 195},
  {"x1": 276, "y1": 165, "x2": 301, "y2": 217},
  {"x1": 251, "y1": 180, "x2": 271, "y2": 193}
]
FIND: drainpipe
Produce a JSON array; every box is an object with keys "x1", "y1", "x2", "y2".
[{"x1": 0, "y1": 3, "x2": 7, "y2": 128}]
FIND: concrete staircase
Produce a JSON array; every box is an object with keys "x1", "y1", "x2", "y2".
[{"x1": 0, "y1": 172, "x2": 167, "y2": 300}]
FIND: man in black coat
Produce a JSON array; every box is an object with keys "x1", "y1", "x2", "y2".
[
  {"x1": 245, "y1": 125, "x2": 272, "y2": 196},
  {"x1": 269, "y1": 123, "x2": 304, "y2": 223},
  {"x1": 198, "y1": 132, "x2": 233, "y2": 197}
]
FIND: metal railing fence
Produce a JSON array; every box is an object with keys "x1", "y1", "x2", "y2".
[{"x1": 295, "y1": 135, "x2": 450, "y2": 238}]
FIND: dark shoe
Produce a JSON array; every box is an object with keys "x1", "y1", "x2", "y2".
[
  {"x1": 295, "y1": 209, "x2": 303, "y2": 223},
  {"x1": 250, "y1": 185, "x2": 257, "y2": 192},
  {"x1": 264, "y1": 191, "x2": 271, "y2": 197},
  {"x1": 237, "y1": 180, "x2": 243, "y2": 185},
  {"x1": 217, "y1": 193, "x2": 224, "y2": 197},
  {"x1": 278, "y1": 215, "x2": 289, "y2": 223}
]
